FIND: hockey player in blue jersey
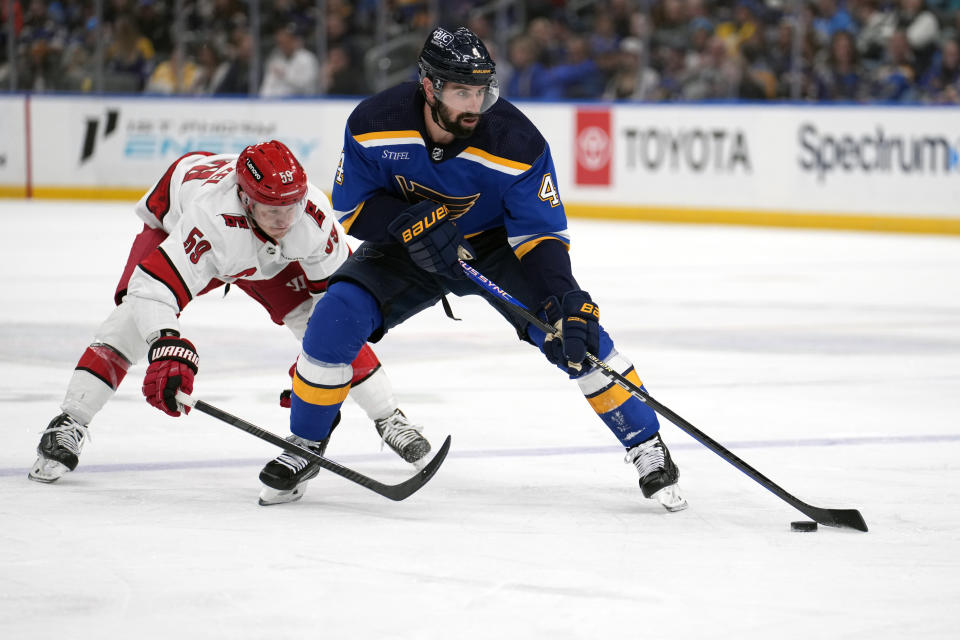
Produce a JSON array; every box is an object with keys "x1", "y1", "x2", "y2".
[{"x1": 258, "y1": 26, "x2": 688, "y2": 511}]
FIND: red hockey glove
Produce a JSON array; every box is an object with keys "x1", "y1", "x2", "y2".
[
  {"x1": 539, "y1": 290, "x2": 600, "y2": 376},
  {"x1": 142, "y1": 335, "x2": 199, "y2": 417},
  {"x1": 280, "y1": 361, "x2": 296, "y2": 408}
]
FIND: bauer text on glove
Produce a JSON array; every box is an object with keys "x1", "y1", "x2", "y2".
[
  {"x1": 540, "y1": 290, "x2": 600, "y2": 376},
  {"x1": 386, "y1": 200, "x2": 474, "y2": 279}
]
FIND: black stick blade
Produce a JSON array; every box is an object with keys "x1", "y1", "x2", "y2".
[
  {"x1": 187, "y1": 396, "x2": 451, "y2": 502},
  {"x1": 380, "y1": 435, "x2": 452, "y2": 501},
  {"x1": 803, "y1": 507, "x2": 869, "y2": 532}
]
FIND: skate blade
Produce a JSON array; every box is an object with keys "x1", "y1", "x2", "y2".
[
  {"x1": 28, "y1": 458, "x2": 69, "y2": 483},
  {"x1": 258, "y1": 482, "x2": 309, "y2": 506},
  {"x1": 652, "y1": 484, "x2": 688, "y2": 512}
]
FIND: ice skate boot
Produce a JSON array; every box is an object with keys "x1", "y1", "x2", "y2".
[
  {"x1": 29, "y1": 413, "x2": 89, "y2": 483},
  {"x1": 375, "y1": 409, "x2": 431, "y2": 469},
  {"x1": 625, "y1": 433, "x2": 688, "y2": 512},
  {"x1": 258, "y1": 434, "x2": 329, "y2": 506}
]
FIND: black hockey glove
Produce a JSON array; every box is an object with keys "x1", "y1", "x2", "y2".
[
  {"x1": 540, "y1": 290, "x2": 600, "y2": 376},
  {"x1": 387, "y1": 200, "x2": 474, "y2": 279}
]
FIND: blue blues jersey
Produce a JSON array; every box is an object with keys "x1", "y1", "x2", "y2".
[{"x1": 333, "y1": 82, "x2": 571, "y2": 263}]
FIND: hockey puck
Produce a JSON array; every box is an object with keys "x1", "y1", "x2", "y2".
[{"x1": 790, "y1": 520, "x2": 818, "y2": 532}]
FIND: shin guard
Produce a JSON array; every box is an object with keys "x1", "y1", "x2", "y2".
[
  {"x1": 576, "y1": 350, "x2": 660, "y2": 447},
  {"x1": 61, "y1": 343, "x2": 132, "y2": 425}
]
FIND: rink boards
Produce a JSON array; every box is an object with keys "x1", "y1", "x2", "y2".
[{"x1": 1, "y1": 94, "x2": 958, "y2": 233}]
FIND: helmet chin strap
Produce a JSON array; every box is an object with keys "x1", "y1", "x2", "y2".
[
  {"x1": 238, "y1": 187, "x2": 278, "y2": 243},
  {"x1": 426, "y1": 92, "x2": 453, "y2": 135}
]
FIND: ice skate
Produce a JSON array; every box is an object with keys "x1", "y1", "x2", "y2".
[
  {"x1": 258, "y1": 434, "x2": 329, "y2": 506},
  {"x1": 625, "y1": 433, "x2": 688, "y2": 512},
  {"x1": 375, "y1": 409, "x2": 431, "y2": 469},
  {"x1": 29, "y1": 413, "x2": 89, "y2": 483}
]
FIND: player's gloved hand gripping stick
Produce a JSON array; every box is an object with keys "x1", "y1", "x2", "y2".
[
  {"x1": 387, "y1": 200, "x2": 474, "y2": 280},
  {"x1": 143, "y1": 334, "x2": 199, "y2": 417},
  {"x1": 458, "y1": 260, "x2": 868, "y2": 532},
  {"x1": 175, "y1": 391, "x2": 451, "y2": 501},
  {"x1": 539, "y1": 291, "x2": 601, "y2": 376}
]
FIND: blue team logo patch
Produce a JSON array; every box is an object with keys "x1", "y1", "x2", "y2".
[{"x1": 395, "y1": 176, "x2": 480, "y2": 220}]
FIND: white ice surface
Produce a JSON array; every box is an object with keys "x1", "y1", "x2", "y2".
[{"x1": 1, "y1": 200, "x2": 959, "y2": 639}]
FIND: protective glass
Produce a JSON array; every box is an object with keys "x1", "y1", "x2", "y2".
[
  {"x1": 433, "y1": 76, "x2": 500, "y2": 114},
  {"x1": 249, "y1": 198, "x2": 305, "y2": 237}
]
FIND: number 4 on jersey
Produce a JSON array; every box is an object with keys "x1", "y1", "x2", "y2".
[{"x1": 538, "y1": 173, "x2": 561, "y2": 207}]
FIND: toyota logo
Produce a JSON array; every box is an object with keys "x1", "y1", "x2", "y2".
[{"x1": 577, "y1": 126, "x2": 610, "y2": 171}]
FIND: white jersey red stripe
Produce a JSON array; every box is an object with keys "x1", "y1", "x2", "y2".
[{"x1": 125, "y1": 152, "x2": 348, "y2": 339}]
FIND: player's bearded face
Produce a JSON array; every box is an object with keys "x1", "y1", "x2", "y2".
[
  {"x1": 435, "y1": 99, "x2": 480, "y2": 138},
  {"x1": 431, "y1": 82, "x2": 490, "y2": 138}
]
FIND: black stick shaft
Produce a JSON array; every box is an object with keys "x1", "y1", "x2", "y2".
[
  {"x1": 459, "y1": 261, "x2": 867, "y2": 531},
  {"x1": 177, "y1": 392, "x2": 450, "y2": 502}
]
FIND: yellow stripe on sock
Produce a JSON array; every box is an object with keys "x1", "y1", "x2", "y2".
[
  {"x1": 586, "y1": 369, "x2": 644, "y2": 414},
  {"x1": 292, "y1": 373, "x2": 351, "y2": 406}
]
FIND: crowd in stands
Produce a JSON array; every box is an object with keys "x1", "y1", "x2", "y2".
[{"x1": 1, "y1": 0, "x2": 958, "y2": 103}]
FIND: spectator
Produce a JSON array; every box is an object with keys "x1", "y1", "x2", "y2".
[
  {"x1": 589, "y1": 13, "x2": 622, "y2": 58},
  {"x1": 685, "y1": 17, "x2": 716, "y2": 71},
  {"x1": 145, "y1": 47, "x2": 198, "y2": 94},
  {"x1": 740, "y1": 27, "x2": 779, "y2": 98},
  {"x1": 58, "y1": 39, "x2": 96, "y2": 92},
  {"x1": 898, "y1": 0, "x2": 941, "y2": 74},
  {"x1": 682, "y1": 35, "x2": 742, "y2": 99},
  {"x1": 260, "y1": 24, "x2": 319, "y2": 97},
  {"x1": 192, "y1": 43, "x2": 229, "y2": 95},
  {"x1": 657, "y1": 44, "x2": 688, "y2": 100},
  {"x1": 603, "y1": 36, "x2": 661, "y2": 100},
  {"x1": 920, "y1": 36, "x2": 960, "y2": 100},
  {"x1": 504, "y1": 34, "x2": 547, "y2": 98},
  {"x1": 16, "y1": 39, "x2": 61, "y2": 91},
  {"x1": 135, "y1": 0, "x2": 172, "y2": 55},
  {"x1": 540, "y1": 34, "x2": 604, "y2": 99},
  {"x1": 527, "y1": 16, "x2": 566, "y2": 67},
  {"x1": 853, "y1": 0, "x2": 897, "y2": 66},
  {"x1": 323, "y1": 44, "x2": 369, "y2": 95},
  {"x1": 814, "y1": 29, "x2": 867, "y2": 99},
  {"x1": 871, "y1": 28, "x2": 918, "y2": 100},
  {"x1": 652, "y1": 0, "x2": 692, "y2": 55},
  {"x1": 812, "y1": 0, "x2": 857, "y2": 45},
  {"x1": 104, "y1": 14, "x2": 155, "y2": 91},
  {"x1": 716, "y1": 0, "x2": 763, "y2": 54},
  {"x1": 215, "y1": 30, "x2": 253, "y2": 95}
]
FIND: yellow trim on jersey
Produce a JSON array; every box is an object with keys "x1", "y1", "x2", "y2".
[
  {"x1": 513, "y1": 236, "x2": 569, "y2": 260},
  {"x1": 339, "y1": 201, "x2": 365, "y2": 233},
  {"x1": 292, "y1": 374, "x2": 351, "y2": 406},
  {"x1": 461, "y1": 147, "x2": 532, "y2": 172},
  {"x1": 353, "y1": 130, "x2": 424, "y2": 145},
  {"x1": 586, "y1": 369, "x2": 644, "y2": 415}
]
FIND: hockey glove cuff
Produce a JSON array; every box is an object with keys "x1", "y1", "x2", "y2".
[
  {"x1": 143, "y1": 335, "x2": 199, "y2": 417},
  {"x1": 387, "y1": 200, "x2": 474, "y2": 279}
]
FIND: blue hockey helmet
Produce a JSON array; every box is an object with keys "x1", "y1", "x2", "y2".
[{"x1": 418, "y1": 26, "x2": 499, "y2": 113}]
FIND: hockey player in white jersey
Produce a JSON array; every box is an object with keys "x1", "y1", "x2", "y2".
[{"x1": 30, "y1": 140, "x2": 431, "y2": 497}]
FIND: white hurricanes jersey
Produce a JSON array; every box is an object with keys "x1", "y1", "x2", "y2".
[{"x1": 125, "y1": 152, "x2": 347, "y2": 338}]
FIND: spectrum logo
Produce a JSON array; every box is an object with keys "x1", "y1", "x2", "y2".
[{"x1": 798, "y1": 123, "x2": 960, "y2": 182}]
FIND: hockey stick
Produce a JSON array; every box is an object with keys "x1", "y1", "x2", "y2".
[
  {"x1": 459, "y1": 260, "x2": 868, "y2": 532},
  {"x1": 175, "y1": 391, "x2": 451, "y2": 502}
]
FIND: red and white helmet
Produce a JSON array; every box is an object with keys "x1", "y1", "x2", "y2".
[{"x1": 236, "y1": 140, "x2": 307, "y2": 206}]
